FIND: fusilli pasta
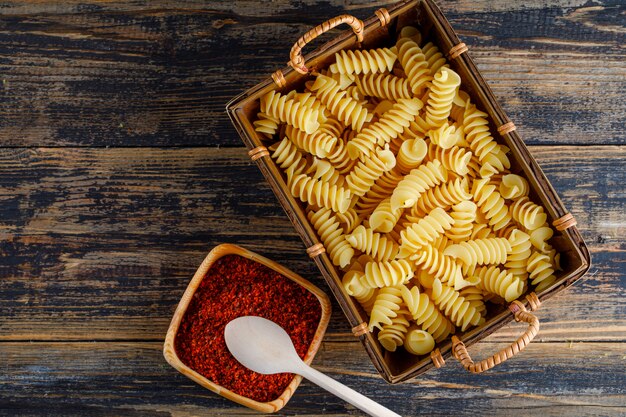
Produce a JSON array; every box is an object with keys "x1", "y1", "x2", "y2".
[
  {"x1": 391, "y1": 160, "x2": 448, "y2": 211},
  {"x1": 346, "y1": 225, "x2": 399, "y2": 261},
  {"x1": 261, "y1": 90, "x2": 320, "y2": 134},
  {"x1": 291, "y1": 174, "x2": 352, "y2": 213},
  {"x1": 369, "y1": 285, "x2": 403, "y2": 331},
  {"x1": 330, "y1": 48, "x2": 397, "y2": 75},
  {"x1": 311, "y1": 75, "x2": 372, "y2": 131},
  {"x1": 444, "y1": 237, "x2": 511, "y2": 267},
  {"x1": 510, "y1": 196, "x2": 548, "y2": 231},
  {"x1": 430, "y1": 278, "x2": 485, "y2": 331},
  {"x1": 399, "y1": 207, "x2": 454, "y2": 257},
  {"x1": 400, "y1": 284, "x2": 454, "y2": 342},
  {"x1": 404, "y1": 326, "x2": 436, "y2": 355},
  {"x1": 355, "y1": 73, "x2": 412, "y2": 101},
  {"x1": 345, "y1": 146, "x2": 396, "y2": 197},
  {"x1": 347, "y1": 98, "x2": 422, "y2": 160},
  {"x1": 475, "y1": 265, "x2": 524, "y2": 302},
  {"x1": 360, "y1": 259, "x2": 414, "y2": 288},
  {"x1": 308, "y1": 207, "x2": 355, "y2": 267},
  {"x1": 425, "y1": 67, "x2": 461, "y2": 129}
]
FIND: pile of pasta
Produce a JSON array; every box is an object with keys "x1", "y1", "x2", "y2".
[{"x1": 253, "y1": 27, "x2": 561, "y2": 356}]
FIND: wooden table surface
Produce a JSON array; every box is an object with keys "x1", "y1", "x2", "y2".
[{"x1": 0, "y1": 1, "x2": 624, "y2": 416}]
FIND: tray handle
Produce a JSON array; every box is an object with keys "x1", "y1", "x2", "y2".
[
  {"x1": 451, "y1": 300, "x2": 539, "y2": 373},
  {"x1": 289, "y1": 15, "x2": 365, "y2": 74}
]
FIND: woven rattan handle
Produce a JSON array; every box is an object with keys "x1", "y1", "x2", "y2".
[
  {"x1": 289, "y1": 15, "x2": 364, "y2": 74},
  {"x1": 451, "y1": 301, "x2": 539, "y2": 373}
]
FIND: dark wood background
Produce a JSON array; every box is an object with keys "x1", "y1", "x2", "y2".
[{"x1": 0, "y1": 1, "x2": 624, "y2": 416}]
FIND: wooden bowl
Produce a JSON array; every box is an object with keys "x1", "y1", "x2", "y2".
[{"x1": 163, "y1": 243, "x2": 332, "y2": 413}]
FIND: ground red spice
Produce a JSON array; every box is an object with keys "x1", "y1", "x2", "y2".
[{"x1": 175, "y1": 254, "x2": 322, "y2": 402}]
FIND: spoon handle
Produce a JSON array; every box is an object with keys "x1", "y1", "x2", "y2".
[{"x1": 298, "y1": 363, "x2": 402, "y2": 417}]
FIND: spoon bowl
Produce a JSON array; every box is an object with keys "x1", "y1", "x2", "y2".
[
  {"x1": 225, "y1": 316, "x2": 402, "y2": 417},
  {"x1": 225, "y1": 316, "x2": 301, "y2": 374}
]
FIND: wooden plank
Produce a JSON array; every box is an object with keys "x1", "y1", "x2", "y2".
[
  {"x1": 0, "y1": 4, "x2": 623, "y2": 147},
  {"x1": 1, "y1": 340, "x2": 624, "y2": 416},
  {"x1": 0, "y1": 146, "x2": 623, "y2": 342},
  {"x1": 0, "y1": 0, "x2": 615, "y2": 15}
]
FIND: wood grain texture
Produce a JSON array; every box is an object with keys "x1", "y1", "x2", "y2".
[
  {"x1": 0, "y1": 0, "x2": 624, "y2": 415},
  {"x1": 0, "y1": 146, "x2": 623, "y2": 343},
  {"x1": 1, "y1": 341, "x2": 624, "y2": 416},
  {"x1": 0, "y1": 1, "x2": 623, "y2": 146}
]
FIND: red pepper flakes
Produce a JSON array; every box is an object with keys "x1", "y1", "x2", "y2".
[{"x1": 175, "y1": 254, "x2": 322, "y2": 402}]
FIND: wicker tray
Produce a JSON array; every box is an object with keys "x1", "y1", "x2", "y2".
[{"x1": 226, "y1": 0, "x2": 591, "y2": 383}]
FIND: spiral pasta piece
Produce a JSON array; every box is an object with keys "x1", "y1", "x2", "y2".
[
  {"x1": 311, "y1": 75, "x2": 372, "y2": 132},
  {"x1": 346, "y1": 225, "x2": 399, "y2": 261},
  {"x1": 342, "y1": 255, "x2": 378, "y2": 312},
  {"x1": 506, "y1": 229, "x2": 532, "y2": 280},
  {"x1": 422, "y1": 42, "x2": 449, "y2": 76},
  {"x1": 325, "y1": 70, "x2": 356, "y2": 89},
  {"x1": 355, "y1": 169, "x2": 404, "y2": 215},
  {"x1": 335, "y1": 208, "x2": 360, "y2": 233},
  {"x1": 343, "y1": 269, "x2": 378, "y2": 314},
  {"x1": 428, "y1": 124, "x2": 458, "y2": 149},
  {"x1": 411, "y1": 245, "x2": 473, "y2": 290},
  {"x1": 285, "y1": 125, "x2": 337, "y2": 158},
  {"x1": 495, "y1": 222, "x2": 518, "y2": 240},
  {"x1": 472, "y1": 177, "x2": 512, "y2": 231},
  {"x1": 530, "y1": 226, "x2": 554, "y2": 252},
  {"x1": 396, "y1": 138, "x2": 428, "y2": 174},
  {"x1": 260, "y1": 90, "x2": 320, "y2": 134},
  {"x1": 378, "y1": 311, "x2": 411, "y2": 352},
  {"x1": 471, "y1": 222, "x2": 495, "y2": 240},
  {"x1": 360, "y1": 259, "x2": 414, "y2": 289},
  {"x1": 445, "y1": 200, "x2": 477, "y2": 243},
  {"x1": 396, "y1": 38, "x2": 432, "y2": 95},
  {"x1": 430, "y1": 235, "x2": 452, "y2": 252},
  {"x1": 399, "y1": 207, "x2": 454, "y2": 257},
  {"x1": 450, "y1": 90, "x2": 470, "y2": 124},
  {"x1": 294, "y1": 92, "x2": 329, "y2": 123},
  {"x1": 307, "y1": 207, "x2": 355, "y2": 268},
  {"x1": 345, "y1": 85, "x2": 365, "y2": 102},
  {"x1": 425, "y1": 67, "x2": 461, "y2": 129},
  {"x1": 474, "y1": 265, "x2": 524, "y2": 302},
  {"x1": 403, "y1": 326, "x2": 436, "y2": 355},
  {"x1": 391, "y1": 160, "x2": 448, "y2": 211},
  {"x1": 463, "y1": 102, "x2": 499, "y2": 162},
  {"x1": 306, "y1": 158, "x2": 344, "y2": 187},
  {"x1": 253, "y1": 112, "x2": 280, "y2": 138},
  {"x1": 510, "y1": 196, "x2": 548, "y2": 231},
  {"x1": 459, "y1": 286, "x2": 487, "y2": 317},
  {"x1": 347, "y1": 98, "x2": 422, "y2": 160},
  {"x1": 355, "y1": 73, "x2": 412, "y2": 101},
  {"x1": 399, "y1": 114, "x2": 429, "y2": 142},
  {"x1": 499, "y1": 174, "x2": 530, "y2": 200},
  {"x1": 412, "y1": 177, "x2": 472, "y2": 216},
  {"x1": 431, "y1": 278, "x2": 485, "y2": 331},
  {"x1": 444, "y1": 237, "x2": 511, "y2": 267},
  {"x1": 270, "y1": 137, "x2": 309, "y2": 177},
  {"x1": 400, "y1": 284, "x2": 454, "y2": 342},
  {"x1": 346, "y1": 146, "x2": 396, "y2": 197},
  {"x1": 527, "y1": 252, "x2": 556, "y2": 292},
  {"x1": 326, "y1": 136, "x2": 357, "y2": 175},
  {"x1": 369, "y1": 286, "x2": 403, "y2": 331},
  {"x1": 367, "y1": 197, "x2": 402, "y2": 234},
  {"x1": 330, "y1": 48, "x2": 397, "y2": 75},
  {"x1": 320, "y1": 117, "x2": 345, "y2": 137},
  {"x1": 427, "y1": 142, "x2": 472, "y2": 176},
  {"x1": 398, "y1": 26, "x2": 422, "y2": 43},
  {"x1": 291, "y1": 174, "x2": 352, "y2": 213}
]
